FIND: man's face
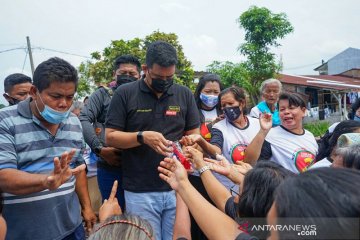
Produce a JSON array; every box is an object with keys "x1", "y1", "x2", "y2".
[
  {"x1": 114, "y1": 63, "x2": 140, "y2": 80},
  {"x1": 143, "y1": 63, "x2": 175, "y2": 92},
  {"x1": 31, "y1": 81, "x2": 76, "y2": 114},
  {"x1": 4, "y1": 82, "x2": 32, "y2": 105}
]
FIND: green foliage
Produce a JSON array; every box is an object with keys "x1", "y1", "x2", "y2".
[
  {"x1": 237, "y1": 6, "x2": 293, "y2": 104},
  {"x1": 304, "y1": 121, "x2": 330, "y2": 137},
  {"x1": 77, "y1": 30, "x2": 195, "y2": 97},
  {"x1": 206, "y1": 61, "x2": 249, "y2": 88}
]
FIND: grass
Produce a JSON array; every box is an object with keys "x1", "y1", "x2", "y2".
[{"x1": 303, "y1": 121, "x2": 330, "y2": 137}]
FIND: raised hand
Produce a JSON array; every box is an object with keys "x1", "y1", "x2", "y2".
[
  {"x1": 204, "y1": 155, "x2": 231, "y2": 177},
  {"x1": 100, "y1": 147, "x2": 122, "y2": 167},
  {"x1": 45, "y1": 149, "x2": 86, "y2": 191},
  {"x1": 259, "y1": 112, "x2": 273, "y2": 131},
  {"x1": 99, "y1": 180, "x2": 122, "y2": 223},
  {"x1": 184, "y1": 146, "x2": 206, "y2": 170},
  {"x1": 179, "y1": 134, "x2": 202, "y2": 147},
  {"x1": 233, "y1": 161, "x2": 253, "y2": 175},
  {"x1": 143, "y1": 131, "x2": 173, "y2": 156},
  {"x1": 158, "y1": 157, "x2": 188, "y2": 191}
]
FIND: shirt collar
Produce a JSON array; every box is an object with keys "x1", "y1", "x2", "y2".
[{"x1": 17, "y1": 98, "x2": 33, "y2": 119}]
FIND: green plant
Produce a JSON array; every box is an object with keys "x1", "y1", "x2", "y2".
[{"x1": 304, "y1": 121, "x2": 330, "y2": 137}]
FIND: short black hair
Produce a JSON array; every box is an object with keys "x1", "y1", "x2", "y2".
[
  {"x1": 194, "y1": 73, "x2": 223, "y2": 122},
  {"x1": 145, "y1": 41, "x2": 178, "y2": 68},
  {"x1": 275, "y1": 168, "x2": 360, "y2": 239},
  {"x1": 316, "y1": 120, "x2": 360, "y2": 161},
  {"x1": 113, "y1": 54, "x2": 141, "y2": 73},
  {"x1": 278, "y1": 92, "x2": 306, "y2": 108},
  {"x1": 238, "y1": 161, "x2": 294, "y2": 218},
  {"x1": 4, "y1": 73, "x2": 32, "y2": 93},
  {"x1": 218, "y1": 86, "x2": 248, "y2": 114},
  {"x1": 33, "y1": 57, "x2": 78, "y2": 92}
]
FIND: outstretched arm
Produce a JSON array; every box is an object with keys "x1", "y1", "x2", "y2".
[{"x1": 158, "y1": 158, "x2": 243, "y2": 240}]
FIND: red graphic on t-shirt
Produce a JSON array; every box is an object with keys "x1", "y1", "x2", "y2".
[
  {"x1": 200, "y1": 122, "x2": 212, "y2": 142},
  {"x1": 292, "y1": 149, "x2": 316, "y2": 172},
  {"x1": 230, "y1": 144, "x2": 247, "y2": 163}
]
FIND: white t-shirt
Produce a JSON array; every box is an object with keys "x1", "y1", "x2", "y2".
[
  {"x1": 249, "y1": 106, "x2": 261, "y2": 118},
  {"x1": 261, "y1": 126, "x2": 318, "y2": 173},
  {"x1": 210, "y1": 117, "x2": 260, "y2": 190},
  {"x1": 310, "y1": 158, "x2": 331, "y2": 169}
]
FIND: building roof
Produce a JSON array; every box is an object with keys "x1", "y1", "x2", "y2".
[{"x1": 278, "y1": 74, "x2": 360, "y2": 91}]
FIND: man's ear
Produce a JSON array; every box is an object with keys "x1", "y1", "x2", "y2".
[
  {"x1": 3, "y1": 93, "x2": 11, "y2": 103},
  {"x1": 29, "y1": 85, "x2": 38, "y2": 100},
  {"x1": 112, "y1": 70, "x2": 116, "y2": 80},
  {"x1": 142, "y1": 64, "x2": 148, "y2": 73}
]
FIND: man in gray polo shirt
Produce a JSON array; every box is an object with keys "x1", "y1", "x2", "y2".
[{"x1": 0, "y1": 57, "x2": 95, "y2": 240}]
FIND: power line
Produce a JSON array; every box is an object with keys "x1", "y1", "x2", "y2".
[
  {"x1": 283, "y1": 62, "x2": 321, "y2": 71},
  {"x1": 0, "y1": 47, "x2": 26, "y2": 54},
  {"x1": 33, "y1": 46, "x2": 91, "y2": 59}
]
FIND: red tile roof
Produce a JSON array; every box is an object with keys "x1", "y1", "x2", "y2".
[{"x1": 278, "y1": 74, "x2": 360, "y2": 91}]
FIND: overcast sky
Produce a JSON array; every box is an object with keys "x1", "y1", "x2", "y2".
[{"x1": 1, "y1": 0, "x2": 359, "y2": 104}]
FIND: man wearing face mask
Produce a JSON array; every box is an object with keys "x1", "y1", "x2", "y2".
[
  {"x1": 3, "y1": 73, "x2": 32, "y2": 106},
  {"x1": 0, "y1": 57, "x2": 95, "y2": 239},
  {"x1": 105, "y1": 41, "x2": 200, "y2": 240},
  {"x1": 79, "y1": 54, "x2": 141, "y2": 210}
]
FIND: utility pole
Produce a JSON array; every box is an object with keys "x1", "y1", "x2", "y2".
[{"x1": 26, "y1": 36, "x2": 35, "y2": 77}]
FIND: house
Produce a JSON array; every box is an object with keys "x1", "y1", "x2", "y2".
[{"x1": 314, "y1": 47, "x2": 360, "y2": 75}]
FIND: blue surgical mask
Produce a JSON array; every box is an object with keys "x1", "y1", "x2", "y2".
[
  {"x1": 35, "y1": 92, "x2": 70, "y2": 124},
  {"x1": 200, "y1": 93, "x2": 218, "y2": 108},
  {"x1": 354, "y1": 115, "x2": 360, "y2": 122}
]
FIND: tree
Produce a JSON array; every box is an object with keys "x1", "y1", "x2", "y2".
[
  {"x1": 206, "y1": 61, "x2": 249, "y2": 88},
  {"x1": 237, "y1": 6, "x2": 293, "y2": 104},
  {"x1": 77, "y1": 30, "x2": 195, "y2": 98}
]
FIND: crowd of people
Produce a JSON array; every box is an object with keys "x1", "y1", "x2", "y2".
[{"x1": 0, "y1": 40, "x2": 359, "y2": 240}]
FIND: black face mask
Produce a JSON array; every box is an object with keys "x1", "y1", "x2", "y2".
[
  {"x1": 150, "y1": 77, "x2": 174, "y2": 93},
  {"x1": 116, "y1": 75, "x2": 138, "y2": 87},
  {"x1": 4, "y1": 94, "x2": 21, "y2": 106},
  {"x1": 224, "y1": 106, "x2": 241, "y2": 122}
]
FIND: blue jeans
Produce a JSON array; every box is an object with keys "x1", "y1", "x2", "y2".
[
  {"x1": 125, "y1": 190, "x2": 176, "y2": 240},
  {"x1": 62, "y1": 224, "x2": 85, "y2": 240},
  {"x1": 97, "y1": 166, "x2": 125, "y2": 210}
]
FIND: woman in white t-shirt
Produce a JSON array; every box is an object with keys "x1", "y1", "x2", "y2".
[
  {"x1": 245, "y1": 92, "x2": 318, "y2": 173},
  {"x1": 183, "y1": 86, "x2": 260, "y2": 190}
]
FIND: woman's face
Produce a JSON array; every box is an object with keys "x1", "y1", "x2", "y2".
[
  {"x1": 263, "y1": 83, "x2": 280, "y2": 105},
  {"x1": 279, "y1": 99, "x2": 306, "y2": 130},
  {"x1": 201, "y1": 81, "x2": 221, "y2": 96},
  {"x1": 220, "y1": 92, "x2": 243, "y2": 110}
]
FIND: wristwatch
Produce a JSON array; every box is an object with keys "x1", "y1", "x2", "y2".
[
  {"x1": 137, "y1": 131, "x2": 144, "y2": 144},
  {"x1": 199, "y1": 165, "x2": 211, "y2": 175},
  {"x1": 94, "y1": 145, "x2": 103, "y2": 156}
]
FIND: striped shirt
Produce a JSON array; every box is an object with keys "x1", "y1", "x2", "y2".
[{"x1": 0, "y1": 98, "x2": 84, "y2": 240}]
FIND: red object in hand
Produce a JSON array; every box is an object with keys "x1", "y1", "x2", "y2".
[{"x1": 172, "y1": 143, "x2": 191, "y2": 170}]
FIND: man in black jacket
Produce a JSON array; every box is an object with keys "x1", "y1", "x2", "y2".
[{"x1": 79, "y1": 55, "x2": 141, "y2": 210}]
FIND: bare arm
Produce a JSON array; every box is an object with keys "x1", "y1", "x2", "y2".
[
  {"x1": 158, "y1": 158, "x2": 242, "y2": 240},
  {"x1": 0, "y1": 169, "x2": 47, "y2": 195},
  {"x1": 75, "y1": 170, "x2": 97, "y2": 232},
  {"x1": 173, "y1": 193, "x2": 191, "y2": 240},
  {"x1": 0, "y1": 150, "x2": 85, "y2": 195},
  {"x1": 106, "y1": 128, "x2": 172, "y2": 156},
  {"x1": 244, "y1": 113, "x2": 272, "y2": 165}
]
